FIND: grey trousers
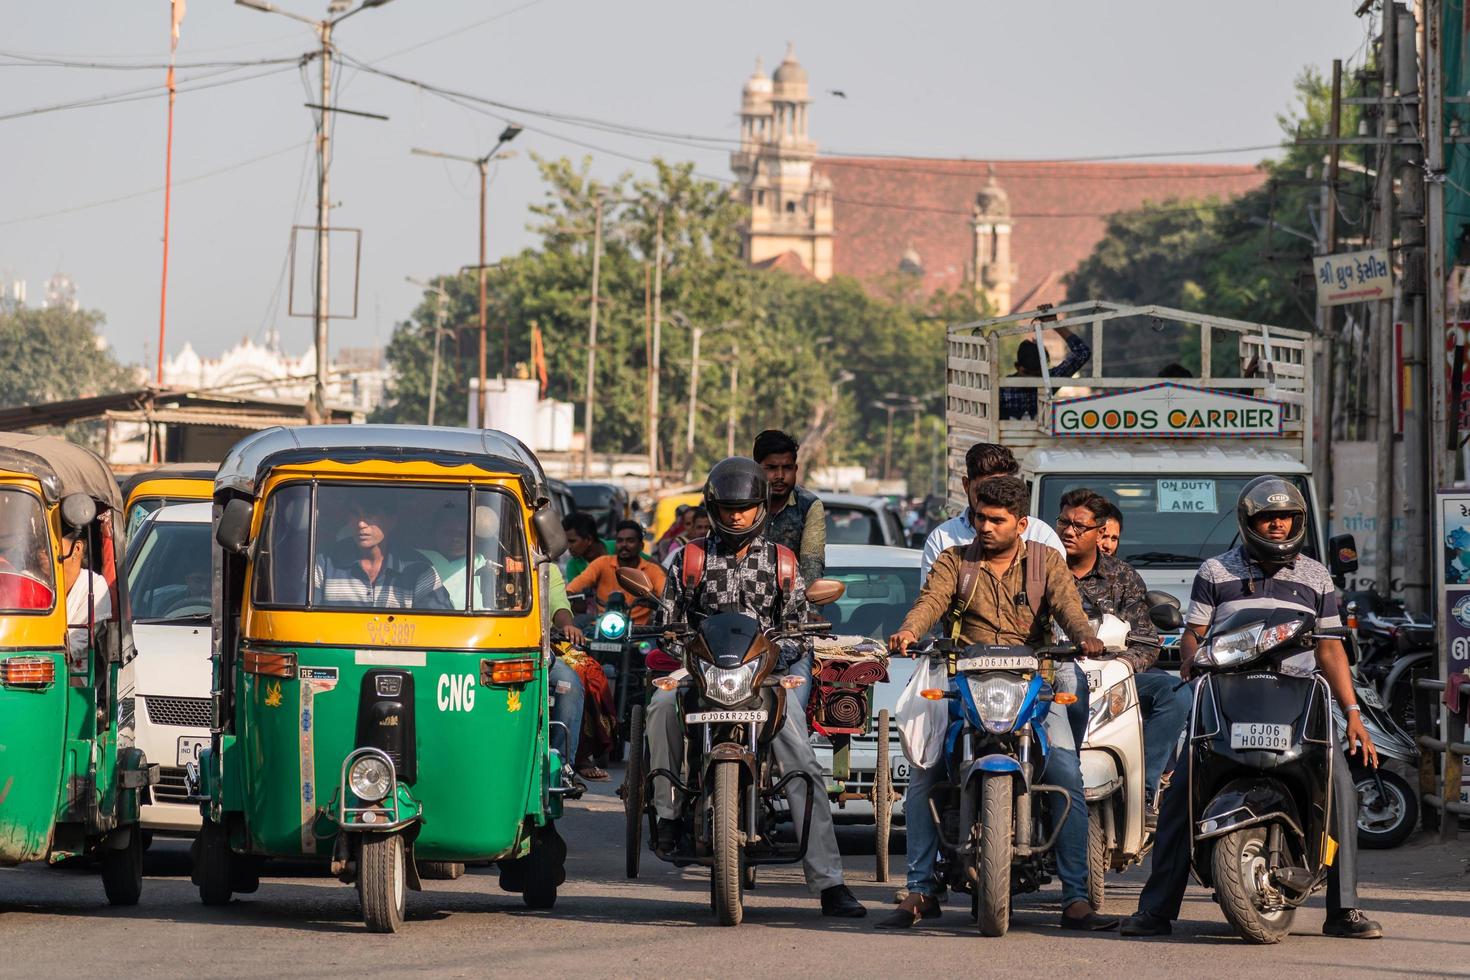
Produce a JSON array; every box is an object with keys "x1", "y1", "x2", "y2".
[{"x1": 646, "y1": 685, "x2": 845, "y2": 893}]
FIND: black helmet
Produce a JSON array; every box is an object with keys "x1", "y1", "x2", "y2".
[
  {"x1": 703, "y1": 456, "x2": 769, "y2": 551},
  {"x1": 1237, "y1": 475, "x2": 1307, "y2": 568}
]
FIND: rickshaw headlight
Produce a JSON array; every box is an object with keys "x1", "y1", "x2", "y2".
[
  {"x1": 701, "y1": 663, "x2": 758, "y2": 706},
  {"x1": 348, "y1": 755, "x2": 393, "y2": 803}
]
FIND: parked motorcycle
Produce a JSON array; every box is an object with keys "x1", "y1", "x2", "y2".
[
  {"x1": 1186, "y1": 605, "x2": 1343, "y2": 944},
  {"x1": 1331, "y1": 671, "x2": 1420, "y2": 848},
  {"x1": 1344, "y1": 592, "x2": 1434, "y2": 736},
  {"x1": 617, "y1": 567, "x2": 844, "y2": 926}
]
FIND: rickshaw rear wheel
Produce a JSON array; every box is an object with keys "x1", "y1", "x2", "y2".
[
  {"x1": 101, "y1": 826, "x2": 143, "y2": 906},
  {"x1": 419, "y1": 861, "x2": 465, "y2": 880},
  {"x1": 873, "y1": 709, "x2": 893, "y2": 883},
  {"x1": 522, "y1": 823, "x2": 566, "y2": 910},
  {"x1": 624, "y1": 704, "x2": 646, "y2": 879},
  {"x1": 194, "y1": 816, "x2": 234, "y2": 906},
  {"x1": 358, "y1": 833, "x2": 407, "y2": 934}
]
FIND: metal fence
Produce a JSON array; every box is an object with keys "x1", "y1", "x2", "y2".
[{"x1": 1413, "y1": 676, "x2": 1470, "y2": 837}]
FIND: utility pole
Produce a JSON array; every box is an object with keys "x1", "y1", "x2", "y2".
[
  {"x1": 1426, "y1": 0, "x2": 1452, "y2": 486},
  {"x1": 649, "y1": 206, "x2": 664, "y2": 490},
  {"x1": 874, "y1": 400, "x2": 899, "y2": 481},
  {"x1": 686, "y1": 322, "x2": 703, "y2": 473},
  {"x1": 582, "y1": 197, "x2": 605, "y2": 479},
  {"x1": 1316, "y1": 59, "x2": 1344, "y2": 510},
  {"x1": 405, "y1": 277, "x2": 449, "y2": 426},
  {"x1": 1372, "y1": 4, "x2": 1399, "y2": 599},
  {"x1": 727, "y1": 343, "x2": 739, "y2": 458}
]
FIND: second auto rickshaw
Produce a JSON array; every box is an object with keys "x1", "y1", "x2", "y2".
[{"x1": 191, "y1": 425, "x2": 572, "y2": 932}]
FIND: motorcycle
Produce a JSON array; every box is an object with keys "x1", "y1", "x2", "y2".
[
  {"x1": 1344, "y1": 593, "x2": 1434, "y2": 737},
  {"x1": 615, "y1": 567, "x2": 844, "y2": 926},
  {"x1": 583, "y1": 590, "x2": 661, "y2": 761},
  {"x1": 1331, "y1": 669, "x2": 1420, "y2": 849},
  {"x1": 1185, "y1": 605, "x2": 1344, "y2": 944}
]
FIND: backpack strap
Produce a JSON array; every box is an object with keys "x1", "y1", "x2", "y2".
[
  {"x1": 774, "y1": 543, "x2": 798, "y2": 594},
  {"x1": 681, "y1": 537, "x2": 708, "y2": 592},
  {"x1": 1024, "y1": 540, "x2": 1048, "y2": 617},
  {"x1": 944, "y1": 536, "x2": 987, "y2": 641}
]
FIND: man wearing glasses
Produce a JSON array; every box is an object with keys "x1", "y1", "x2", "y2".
[{"x1": 1056, "y1": 489, "x2": 1188, "y2": 828}]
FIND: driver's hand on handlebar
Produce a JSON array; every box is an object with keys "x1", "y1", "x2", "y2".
[
  {"x1": 560, "y1": 624, "x2": 585, "y2": 646},
  {"x1": 1080, "y1": 637, "x2": 1105, "y2": 658},
  {"x1": 888, "y1": 629, "x2": 918, "y2": 657},
  {"x1": 1344, "y1": 712, "x2": 1380, "y2": 769}
]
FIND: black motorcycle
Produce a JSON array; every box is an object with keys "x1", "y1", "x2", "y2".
[
  {"x1": 581, "y1": 590, "x2": 659, "y2": 761},
  {"x1": 615, "y1": 567, "x2": 842, "y2": 926},
  {"x1": 1344, "y1": 591, "x2": 1434, "y2": 736},
  {"x1": 1186, "y1": 605, "x2": 1343, "y2": 944}
]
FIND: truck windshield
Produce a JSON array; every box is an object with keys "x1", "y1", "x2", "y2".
[{"x1": 1037, "y1": 474, "x2": 1318, "y2": 568}]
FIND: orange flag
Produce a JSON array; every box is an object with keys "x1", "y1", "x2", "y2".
[{"x1": 171, "y1": 0, "x2": 187, "y2": 51}]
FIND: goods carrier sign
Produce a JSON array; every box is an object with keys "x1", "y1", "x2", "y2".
[{"x1": 1051, "y1": 383, "x2": 1284, "y2": 438}]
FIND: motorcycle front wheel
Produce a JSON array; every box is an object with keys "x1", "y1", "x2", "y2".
[
  {"x1": 1211, "y1": 826, "x2": 1295, "y2": 944},
  {"x1": 973, "y1": 774, "x2": 1013, "y2": 937},
  {"x1": 710, "y1": 760, "x2": 744, "y2": 926}
]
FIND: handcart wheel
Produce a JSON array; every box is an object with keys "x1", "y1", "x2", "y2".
[
  {"x1": 623, "y1": 704, "x2": 645, "y2": 879},
  {"x1": 873, "y1": 708, "x2": 892, "y2": 883}
]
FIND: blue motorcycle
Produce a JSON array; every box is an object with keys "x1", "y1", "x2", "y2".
[{"x1": 915, "y1": 638, "x2": 1082, "y2": 936}]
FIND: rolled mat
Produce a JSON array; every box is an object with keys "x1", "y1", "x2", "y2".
[
  {"x1": 819, "y1": 690, "x2": 866, "y2": 729},
  {"x1": 838, "y1": 660, "x2": 888, "y2": 686}
]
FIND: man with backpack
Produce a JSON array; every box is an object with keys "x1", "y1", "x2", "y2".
[
  {"x1": 881, "y1": 476, "x2": 1111, "y2": 931},
  {"x1": 644, "y1": 456, "x2": 866, "y2": 918}
]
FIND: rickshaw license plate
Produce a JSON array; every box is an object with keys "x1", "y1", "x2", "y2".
[
  {"x1": 589, "y1": 640, "x2": 623, "y2": 654},
  {"x1": 1230, "y1": 723, "x2": 1291, "y2": 751},
  {"x1": 685, "y1": 710, "x2": 767, "y2": 723},
  {"x1": 176, "y1": 735, "x2": 209, "y2": 766},
  {"x1": 957, "y1": 655, "x2": 1038, "y2": 672}
]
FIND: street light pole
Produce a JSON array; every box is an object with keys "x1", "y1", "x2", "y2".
[
  {"x1": 405, "y1": 276, "x2": 449, "y2": 425},
  {"x1": 874, "y1": 401, "x2": 898, "y2": 481},
  {"x1": 727, "y1": 342, "x2": 739, "y2": 457},
  {"x1": 582, "y1": 196, "x2": 605, "y2": 478}
]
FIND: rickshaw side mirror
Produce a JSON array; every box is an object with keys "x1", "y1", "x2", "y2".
[
  {"x1": 806, "y1": 579, "x2": 846, "y2": 606},
  {"x1": 1327, "y1": 534, "x2": 1359, "y2": 577},
  {"x1": 615, "y1": 567, "x2": 655, "y2": 599},
  {"x1": 533, "y1": 504, "x2": 567, "y2": 561},
  {"x1": 1148, "y1": 603, "x2": 1184, "y2": 632},
  {"x1": 60, "y1": 493, "x2": 96, "y2": 531},
  {"x1": 216, "y1": 499, "x2": 254, "y2": 555}
]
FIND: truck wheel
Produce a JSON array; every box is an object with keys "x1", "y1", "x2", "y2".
[
  {"x1": 522, "y1": 823, "x2": 566, "y2": 910},
  {"x1": 1086, "y1": 802, "x2": 1107, "y2": 910},
  {"x1": 624, "y1": 704, "x2": 645, "y2": 879},
  {"x1": 974, "y1": 774, "x2": 1013, "y2": 937},
  {"x1": 1354, "y1": 769, "x2": 1418, "y2": 849},
  {"x1": 418, "y1": 861, "x2": 465, "y2": 880},
  {"x1": 358, "y1": 833, "x2": 407, "y2": 934},
  {"x1": 873, "y1": 709, "x2": 893, "y2": 883},
  {"x1": 101, "y1": 827, "x2": 143, "y2": 906},
  {"x1": 1212, "y1": 826, "x2": 1295, "y2": 944},
  {"x1": 711, "y1": 760, "x2": 744, "y2": 926},
  {"x1": 193, "y1": 816, "x2": 234, "y2": 906}
]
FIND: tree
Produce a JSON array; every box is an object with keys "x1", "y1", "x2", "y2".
[{"x1": 0, "y1": 307, "x2": 138, "y2": 446}]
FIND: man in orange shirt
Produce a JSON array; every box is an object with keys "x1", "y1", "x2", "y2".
[{"x1": 566, "y1": 519, "x2": 666, "y2": 625}]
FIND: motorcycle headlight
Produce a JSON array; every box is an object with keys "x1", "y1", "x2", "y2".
[
  {"x1": 1087, "y1": 679, "x2": 1134, "y2": 734},
  {"x1": 348, "y1": 755, "x2": 393, "y2": 804},
  {"x1": 701, "y1": 663, "x2": 759, "y2": 706},
  {"x1": 597, "y1": 610, "x2": 628, "y2": 640},
  {"x1": 967, "y1": 675, "x2": 1026, "y2": 733},
  {"x1": 1200, "y1": 625, "x2": 1264, "y2": 668}
]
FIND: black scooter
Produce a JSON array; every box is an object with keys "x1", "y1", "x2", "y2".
[{"x1": 1187, "y1": 606, "x2": 1340, "y2": 945}]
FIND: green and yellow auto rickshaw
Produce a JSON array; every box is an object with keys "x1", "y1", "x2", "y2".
[
  {"x1": 120, "y1": 463, "x2": 215, "y2": 538},
  {"x1": 191, "y1": 425, "x2": 572, "y2": 932},
  {"x1": 0, "y1": 433, "x2": 157, "y2": 903}
]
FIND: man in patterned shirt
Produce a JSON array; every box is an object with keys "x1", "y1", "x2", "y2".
[
  {"x1": 1056, "y1": 488, "x2": 1187, "y2": 821},
  {"x1": 645, "y1": 456, "x2": 866, "y2": 918},
  {"x1": 999, "y1": 324, "x2": 1092, "y2": 421}
]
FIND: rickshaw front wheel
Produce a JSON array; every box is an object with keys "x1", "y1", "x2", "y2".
[
  {"x1": 419, "y1": 861, "x2": 465, "y2": 880},
  {"x1": 193, "y1": 816, "x2": 234, "y2": 906},
  {"x1": 101, "y1": 826, "x2": 143, "y2": 906},
  {"x1": 358, "y1": 833, "x2": 407, "y2": 933}
]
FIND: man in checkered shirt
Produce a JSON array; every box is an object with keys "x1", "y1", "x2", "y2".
[{"x1": 645, "y1": 457, "x2": 866, "y2": 918}]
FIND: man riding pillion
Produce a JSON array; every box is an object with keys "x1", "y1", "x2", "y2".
[
  {"x1": 1056, "y1": 489, "x2": 1188, "y2": 828},
  {"x1": 646, "y1": 456, "x2": 866, "y2": 918},
  {"x1": 1120, "y1": 477, "x2": 1383, "y2": 940},
  {"x1": 883, "y1": 476, "x2": 1114, "y2": 931}
]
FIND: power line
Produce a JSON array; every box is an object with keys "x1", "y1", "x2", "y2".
[
  {"x1": 354, "y1": 0, "x2": 549, "y2": 65},
  {"x1": 0, "y1": 50, "x2": 302, "y2": 70},
  {"x1": 0, "y1": 61, "x2": 300, "y2": 124}
]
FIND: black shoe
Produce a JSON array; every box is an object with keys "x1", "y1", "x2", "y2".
[
  {"x1": 821, "y1": 884, "x2": 867, "y2": 918},
  {"x1": 875, "y1": 891, "x2": 940, "y2": 928},
  {"x1": 1119, "y1": 912, "x2": 1173, "y2": 936},
  {"x1": 1323, "y1": 909, "x2": 1383, "y2": 939},
  {"x1": 654, "y1": 818, "x2": 680, "y2": 853},
  {"x1": 1061, "y1": 909, "x2": 1121, "y2": 931},
  {"x1": 1144, "y1": 795, "x2": 1160, "y2": 834}
]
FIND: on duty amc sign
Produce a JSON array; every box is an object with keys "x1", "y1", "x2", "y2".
[{"x1": 1051, "y1": 383, "x2": 1285, "y2": 438}]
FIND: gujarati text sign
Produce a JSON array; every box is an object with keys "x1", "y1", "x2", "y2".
[
  {"x1": 1314, "y1": 248, "x2": 1391, "y2": 307},
  {"x1": 1051, "y1": 383, "x2": 1284, "y2": 438}
]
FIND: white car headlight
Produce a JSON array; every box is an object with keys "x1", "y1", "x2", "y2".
[
  {"x1": 968, "y1": 675, "x2": 1026, "y2": 734},
  {"x1": 702, "y1": 663, "x2": 759, "y2": 706},
  {"x1": 1200, "y1": 625, "x2": 1264, "y2": 668},
  {"x1": 349, "y1": 755, "x2": 393, "y2": 803}
]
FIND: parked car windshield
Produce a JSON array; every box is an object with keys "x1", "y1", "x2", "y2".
[
  {"x1": 128, "y1": 519, "x2": 211, "y2": 622},
  {"x1": 822, "y1": 561, "x2": 921, "y2": 640},
  {"x1": 825, "y1": 504, "x2": 903, "y2": 547}
]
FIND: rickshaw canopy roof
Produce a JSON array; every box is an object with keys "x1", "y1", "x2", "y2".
[
  {"x1": 120, "y1": 463, "x2": 218, "y2": 499},
  {"x1": 0, "y1": 432, "x2": 122, "y2": 508},
  {"x1": 215, "y1": 425, "x2": 550, "y2": 499}
]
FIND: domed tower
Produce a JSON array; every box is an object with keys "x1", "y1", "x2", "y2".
[
  {"x1": 971, "y1": 166, "x2": 1018, "y2": 313},
  {"x1": 730, "y1": 45, "x2": 833, "y2": 280}
]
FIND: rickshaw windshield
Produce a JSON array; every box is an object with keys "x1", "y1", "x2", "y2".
[
  {"x1": 0, "y1": 489, "x2": 55, "y2": 612},
  {"x1": 252, "y1": 482, "x2": 531, "y2": 615}
]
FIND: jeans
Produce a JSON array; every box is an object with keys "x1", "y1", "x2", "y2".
[
  {"x1": 548, "y1": 657, "x2": 585, "y2": 768},
  {"x1": 1134, "y1": 671, "x2": 1191, "y2": 796},
  {"x1": 788, "y1": 651, "x2": 814, "y2": 713},
  {"x1": 903, "y1": 664, "x2": 1090, "y2": 907}
]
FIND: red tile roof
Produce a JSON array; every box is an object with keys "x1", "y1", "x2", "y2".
[
  {"x1": 813, "y1": 158, "x2": 1267, "y2": 310},
  {"x1": 752, "y1": 250, "x2": 817, "y2": 279}
]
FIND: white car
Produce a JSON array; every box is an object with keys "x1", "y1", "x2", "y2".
[
  {"x1": 810, "y1": 544, "x2": 921, "y2": 825},
  {"x1": 122, "y1": 501, "x2": 213, "y2": 835}
]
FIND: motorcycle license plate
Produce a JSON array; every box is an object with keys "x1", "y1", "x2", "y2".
[
  {"x1": 685, "y1": 710, "x2": 768, "y2": 724},
  {"x1": 956, "y1": 655, "x2": 1038, "y2": 673},
  {"x1": 1085, "y1": 669, "x2": 1103, "y2": 692},
  {"x1": 589, "y1": 640, "x2": 623, "y2": 654},
  {"x1": 1229, "y1": 722, "x2": 1292, "y2": 751},
  {"x1": 1359, "y1": 686, "x2": 1385, "y2": 710},
  {"x1": 177, "y1": 735, "x2": 209, "y2": 767}
]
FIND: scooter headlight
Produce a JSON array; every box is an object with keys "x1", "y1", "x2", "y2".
[
  {"x1": 967, "y1": 675, "x2": 1026, "y2": 733},
  {"x1": 348, "y1": 755, "x2": 393, "y2": 804},
  {"x1": 1087, "y1": 679, "x2": 1134, "y2": 734},
  {"x1": 597, "y1": 610, "x2": 629, "y2": 640},
  {"x1": 701, "y1": 663, "x2": 759, "y2": 706},
  {"x1": 1200, "y1": 625, "x2": 1263, "y2": 668}
]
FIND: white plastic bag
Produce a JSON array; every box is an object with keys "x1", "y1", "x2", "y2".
[{"x1": 895, "y1": 655, "x2": 949, "y2": 770}]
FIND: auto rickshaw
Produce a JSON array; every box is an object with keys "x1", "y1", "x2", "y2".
[
  {"x1": 191, "y1": 425, "x2": 572, "y2": 933},
  {"x1": 120, "y1": 463, "x2": 215, "y2": 538},
  {"x1": 0, "y1": 432, "x2": 157, "y2": 904}
]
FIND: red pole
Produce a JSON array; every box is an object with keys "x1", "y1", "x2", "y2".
[{"x1": 156, "y1": 64, "x2": 176, "y2": 389}]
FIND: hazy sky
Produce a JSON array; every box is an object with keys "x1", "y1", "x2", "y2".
[{"x1": 1, "y1": 1, "x2": 1371, "y2": 366}]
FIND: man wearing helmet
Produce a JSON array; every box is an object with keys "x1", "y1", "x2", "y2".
[
  {"x1": 1121, "y1": 476, "x2": 1383, "y2": 940},
  {"x1": 644, "y1": 456, "x2": 867, "y2": 918}
]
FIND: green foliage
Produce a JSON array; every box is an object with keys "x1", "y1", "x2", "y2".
[{"x1": 0, "y1": 306, "x2": 138, "y2": 447}]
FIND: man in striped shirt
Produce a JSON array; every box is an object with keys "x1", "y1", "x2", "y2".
[{"x1": 313, "y1": 497, "x2": 450, "y2": 610}]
